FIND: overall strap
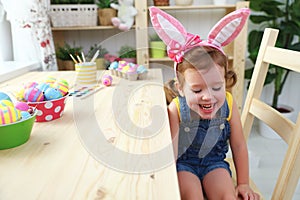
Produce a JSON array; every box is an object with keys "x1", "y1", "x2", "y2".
[
  {"x1": 178, "y1": 96, "x2": 191, "y2": 123},
  {"x1": 198, "y1": 101, "x2": 229, "y2": 158}
]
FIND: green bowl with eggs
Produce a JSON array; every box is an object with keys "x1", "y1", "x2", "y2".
[{"x1": 0, "y1": 111, "x2": 36, "y2": 150}]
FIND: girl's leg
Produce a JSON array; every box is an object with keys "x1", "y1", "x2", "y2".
[
  {"x1": 202, "y1": 168, "x2": 236, "y2": 199},
  {"x1": 178, "y1": 171, "x2": 204, "y2": 200}
]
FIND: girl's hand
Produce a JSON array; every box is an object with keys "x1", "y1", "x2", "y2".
[{"x1": 236, "y1": 184, "x2": 260, "y2": 200}]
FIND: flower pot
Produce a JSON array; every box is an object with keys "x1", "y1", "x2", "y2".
[
  {"x1": 150, "y1": 41, "x2": 166, "y2": 58},
  {"x1": 98, "y1": 8, "x2": 117, "y2": 26},
  {"x1": 153, "y1": 0, "x2": 169, "y2": 6},
  {"x1": 57, "y1": 60, "x2": 74, "y2": 71},
  {"x1": 175, "y1": 0, "x2": 194, "y2": 6},
  {"x1": 95, "y1": 58, "x2": 106, "y2": 70},
  {"x1": 258, "y1": 105, "x2": 294, "y2": 139}
]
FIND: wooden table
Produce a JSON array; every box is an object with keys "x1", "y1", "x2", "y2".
[{"x1": 0, "y1": 69, "x2": 180, "y2": 200}]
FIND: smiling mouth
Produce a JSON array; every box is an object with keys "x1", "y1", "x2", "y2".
[{"x1": 199, "y1": 104, "x2": 215, "y2": 112}]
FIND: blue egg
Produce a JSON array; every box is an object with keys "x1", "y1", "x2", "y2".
[
  {"x1": 109, "y1": 61, "x2": 119, "y2": 70},
  {"x1": 44, "y1": 88, "x2": 62, "y2": 100},
  {"x1": 137, "y1": 65, "x2": 147, "y2": 73},
  {"x1": 36, "y1": 83, "x2": 50, "y2": 92},
  {"x1": 0, "y1": 91, "x2": 12, "y2": 102},
  {"x1": 21, "y1": 111, "x2": 32, "y2": 120}
]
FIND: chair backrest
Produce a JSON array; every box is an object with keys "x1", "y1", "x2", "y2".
[{"x1": 241, "y1": 28, "x2": 300, "y2": 199}]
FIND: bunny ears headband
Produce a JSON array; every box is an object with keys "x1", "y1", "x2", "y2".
[{"x1": 149, "y1": 6, "x2": 250, "y2": 64}]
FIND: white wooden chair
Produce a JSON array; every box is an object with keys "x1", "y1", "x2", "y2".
[{"x1": 229, "y1": 28, "x2": 300, "y2": 199}]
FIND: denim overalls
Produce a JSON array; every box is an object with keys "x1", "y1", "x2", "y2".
[{"x1": 176, "y1": 96, "x2": 231, "y2": 180}]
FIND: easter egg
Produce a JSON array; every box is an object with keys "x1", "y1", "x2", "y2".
[
  {"x1": 102, "y1": 75, "x2": 113, "y2": 86},
  {"x1": 0, "y1": 91, "x2": 12, "y2": 102},
  {"x1": 0, "y1": 99, "x2": 14, "y2": 107},
  {"x1": 20, "y1": 111, "x2": 32, "y2": 120},
  {"x1": 44, "y1": 76, "x2": 56, "y2": 85},
  {"x1": 109, "y1": 61, "x2": 118, "y2": 70},
  {"x1": 24, "y1": 87, "x2": 44, "y2": 102},
  {"x1": 0, "y1": 106, "x2": 21, "y2": 125},
  {"x1": 44, "y1": 88, "x2": 62, "y2": 100},
  {"x1": 137, "y1": 65, "x2": 147, "y2": 73},
  {"x1": 122, "y1": 65, "x2": 130, "y2": 73},
  {"x1": 36, "y1": 83, "x2": 50, "y2": 92},
  {"x1": 16, "y1": 88, "x2": 25, "y2": 101},
  {"x1": 53, "y1": 79, "x2": 69, "y2": 96},
  {"x1": 24, "y1": 82, "x2": 38, "y2": 89},
  {"x1": 15, "y1": 102, "x2": 30, "y2": 111}
]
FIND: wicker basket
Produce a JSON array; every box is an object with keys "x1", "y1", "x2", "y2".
[
  {"x1": 49, "y1": 4, "x2": 97, "y2": 27},
  {"x1": 153, "y1": 0, "x2": 170, "y2": 6}
]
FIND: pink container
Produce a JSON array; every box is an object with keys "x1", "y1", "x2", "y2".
[{"x1": 27, "y1": 94, "x2": 68, "y2": 122}]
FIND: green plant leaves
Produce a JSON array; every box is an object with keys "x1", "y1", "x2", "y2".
[
  {"x1": 247, "y1": 0, "x2": 300, "y2": 108},
  {"x1": 56, "y1": 42, "x2": 83, "y2": 61}
]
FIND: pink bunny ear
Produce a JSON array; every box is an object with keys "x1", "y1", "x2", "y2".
[
  {"x1": 149, "y1": 6, "x2": 187, "y2": 47},
  {"x1": 149, "y1": 7, "x2": 202, "y2": 63},
  {"x1": 207, "y1": 8, "x2": 250, "y2": 48}
]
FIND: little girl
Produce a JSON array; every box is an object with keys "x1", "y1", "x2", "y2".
[{"x1": 149, "y1": 7, "x2": 260, "y2": 200}]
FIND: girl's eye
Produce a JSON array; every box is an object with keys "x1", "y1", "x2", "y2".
[
  {"x1": 212, "y1": 86, "x2": 222, "y2": 91},
  {"x1": 193, "y1": 89, "x2": 201, "y2": 94}
]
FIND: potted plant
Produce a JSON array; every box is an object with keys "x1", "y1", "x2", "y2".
[
  {"x1": 118, "y1": 45, "x2": 136, "y2": 63},
  {"x1": 153, "y1": 0, "x2": 169, "y2": 6},
  {"x1": 246, "y1": 0, "x2": 300, "y2": 138},
  {"x1": 56, "y1": 42, "x2": 83, "y2": 70},
  {"x1": 96, "y1": 0, "x2": 118, "y2": 26},
  {"x1": 149, "y1": 33, "x2": 166, "y2": 58},
  {"x1": 88, "y1": 44, "x2": 109, "y2": 70}
]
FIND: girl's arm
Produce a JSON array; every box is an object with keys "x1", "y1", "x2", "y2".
[
  {"x1": 167, "y1": 101, "x2": 180, "y2": 159},
  {"x1": 229, "y1": 99, "x2": 249, "y2": 186},
  {"x1": 229, "y1": 99, "x2": 259, "y2": 199}
]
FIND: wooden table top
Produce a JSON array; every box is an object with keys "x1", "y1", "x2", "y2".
[{"x1": 0, "y1": 69, "x2": 180, "y2": 200}]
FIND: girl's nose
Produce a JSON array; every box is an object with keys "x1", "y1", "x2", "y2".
[{"x1": 200, "y1": 90, "x2": 212, "y2": 101}]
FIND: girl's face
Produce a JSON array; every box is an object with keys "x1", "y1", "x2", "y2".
[{"x1": 178, "y1": 65, "x2": 226, "y2": 119}]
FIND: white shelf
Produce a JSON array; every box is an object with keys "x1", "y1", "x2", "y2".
[{"x1": 154, "y1": 4, "x2": 236, "y2": 10}]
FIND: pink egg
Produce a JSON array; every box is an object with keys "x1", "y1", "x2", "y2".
[
  {"x1": 24, "y1": 87, "x2": 44, "y2": 102},
  {"x1": 102, "y1": 75, "x2": 113, "y2": 86},
  {"x1": 24, "y1": 82, "x2": 38, "y2": 89},
  {"x1": 15, "y1": 102, "x2": 30, "y2": 111}
]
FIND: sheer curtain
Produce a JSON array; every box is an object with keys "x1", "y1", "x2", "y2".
[{"x1": 0, "y1": 0, "x2": 57, "y2": 71}]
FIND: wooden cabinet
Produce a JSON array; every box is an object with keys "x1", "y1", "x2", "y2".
[{"x1": 51, "y1": 1, "x2": 249, "y2": 111}]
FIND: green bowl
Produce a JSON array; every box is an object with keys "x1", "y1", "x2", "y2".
[{"x1": 0, "y1": 112, "x2": 36, "y2": 150}]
